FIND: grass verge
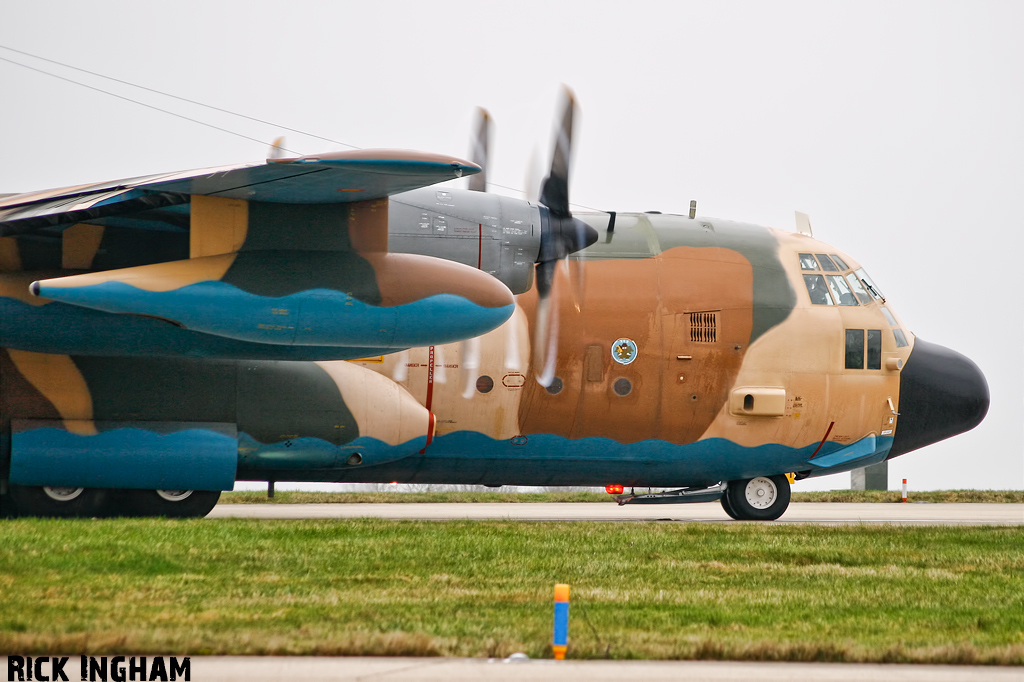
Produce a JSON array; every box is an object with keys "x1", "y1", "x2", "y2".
[
  {"x1": 218, "y1": 489, "x2": 1024, "y2": 504},
  {"x1": 2, "y1": 519, "x2": 1023, "y2": 663}
]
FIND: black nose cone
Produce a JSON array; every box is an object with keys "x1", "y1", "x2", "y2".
[{"x1": 888, "y1": 338, "x2": 989, "y2": 458}]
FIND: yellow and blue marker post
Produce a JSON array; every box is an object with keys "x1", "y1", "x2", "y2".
[{"x1": 552, "y1": 583, "x2": 570, "y2": 660}]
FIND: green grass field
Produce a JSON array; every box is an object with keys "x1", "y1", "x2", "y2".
[
  {"x1": 2, "y1": 519, "x2": 1022, "y2": 663},
  {"x1": 218, "y1": 489, "x2": 1024, "y2": 504}
]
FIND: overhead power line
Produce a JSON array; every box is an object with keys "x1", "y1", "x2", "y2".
[
  {"x1": 0, "y1": 44, "x2": 360, "y2": 153},
  {"x1": 0, "y1": 45, "x2": 606, "y2": 211}
]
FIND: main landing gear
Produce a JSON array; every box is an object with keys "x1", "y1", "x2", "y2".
[
  {"x1": 6, "y1": 484, "x2": 112, "y2": 518},
  {"x1": 2, "y1": 484, "x2": 221, "y2": 519},
  {"x1": 119, "y1": 489, "x2": 221, "y2": 518},
  {"x1": 721, "y1": 475, "x2": 791, "y2": 521}
]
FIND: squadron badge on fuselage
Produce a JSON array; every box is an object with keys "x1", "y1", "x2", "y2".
[{"x1": 611, "y1": 338, "x2": 638, "y2": 365}]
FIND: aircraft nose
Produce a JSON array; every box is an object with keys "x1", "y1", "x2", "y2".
[{"x1": 888, "y1": 338, "x2": 989, "y2": 458}]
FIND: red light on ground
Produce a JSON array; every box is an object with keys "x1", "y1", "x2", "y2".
[{"x1": 605, "y1": 484, "x2": 624, "y2": 494}]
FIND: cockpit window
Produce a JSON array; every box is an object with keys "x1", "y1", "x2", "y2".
[
  {"x1": 831, "y1": 254, "x2": 850, "y2": 271},
  {"x1": 855, "y1": 268, "x2": 885, "y2": 301},
  {"x1": 845, "y1": 329, "x2": 865, "y2": 369},
  {"x1": 826, "y1": 275, "x2": 859, "y2": 306},
  {"x1": 880, "y1": 307, "x2": 910, "y2": 347},
  {"x1": 799, "y1": 253, "x2": 819, "y2": 271},
  {"x1": 867, "y1": 330, "x2": 882, "y2": 369},
  {"x1": 845, "y1": 273, "x2": 872, "y2": 304},
  {"x1": 803, "y1": 274, "x2": 834, "y2": 305},
  {"x1": 815, "y1": 254, "x2": 840, "y2": 272}
]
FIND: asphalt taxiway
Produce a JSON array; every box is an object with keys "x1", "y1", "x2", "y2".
[{"x1": 209, "y1": 501, "x2": 1024, "y2": 524}]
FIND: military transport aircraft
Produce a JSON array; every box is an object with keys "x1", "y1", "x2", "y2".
[{"x1": 0, "y1": 92, "x2": 989, "y2": 520}]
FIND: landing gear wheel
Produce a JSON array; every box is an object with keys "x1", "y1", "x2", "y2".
[
  {"x1": 719, "y1": 490, "x2": 741, "y2": 520},
  {"x1": 724, "y1": 475, "x2": 791, "y2": 521},
  {"x1": 7, "y1": 484, "x2": 112, "y2": 518},
  {"x1": 120, "y1": 489, "x2": 221, "y2": 518}
]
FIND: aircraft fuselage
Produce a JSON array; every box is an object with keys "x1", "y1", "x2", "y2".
[{"x1": 0, "y1": 187, "x2": 989, "y2": 516}]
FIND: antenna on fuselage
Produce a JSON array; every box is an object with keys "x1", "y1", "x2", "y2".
[
  {"x1": 795, "y1": 211, "x2": 813, "y2": 237},
  {"x1": 689, "y1": 200, "x2": 697, "y2": 219}
]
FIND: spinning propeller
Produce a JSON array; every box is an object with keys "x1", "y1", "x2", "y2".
[
  {"x1": 460, "y1": 107, "x2": 493, "y2": 397},
  {"x1": 458, "y1": 90, "x2": 597, "y2": 395},
  {"x1": 531, "y1": 88, "x2": 598, "y2": 386}
]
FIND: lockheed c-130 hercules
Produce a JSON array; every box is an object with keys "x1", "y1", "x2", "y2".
[{"x1": 0, "y1": 91, "x2": 989, "y2": 520}]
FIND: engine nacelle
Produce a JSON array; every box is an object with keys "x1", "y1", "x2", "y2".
[
  {"x1": 390, "y1": 188, "x2": 541, "y2": 295},
  {"x1": 31, "y1": 251, "x2": 514, "y2": 348}
]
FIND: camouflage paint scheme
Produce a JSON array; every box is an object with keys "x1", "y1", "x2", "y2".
[
  {"x1": 2, "y1": 350, "x2": 430, "y2": 491},
  {"x1": 351, "y1": 209, "x2": 910, "y2": 486},
  {"x1": 0, "y1": 149, "x2": 988, "y2": 516}
]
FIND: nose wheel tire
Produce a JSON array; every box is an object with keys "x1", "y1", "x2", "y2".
[
  {"x1": 6, "y1": 484, "x2": 112, "y2": 518},
  {"x1": 723, "y1": 475, "x2": 791, "y2": 521},
  {"x1": 119, "y1": 489, "x2": 221, "y2": 518}
]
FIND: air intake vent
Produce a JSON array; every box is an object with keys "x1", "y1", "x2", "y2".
[{"x1": 689, "y1": 312, "x2": 718, "y2": 343}]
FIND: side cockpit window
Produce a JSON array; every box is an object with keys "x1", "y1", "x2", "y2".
[
  {"x1": 845, "y1": 273, "x2": 872, "y2": 304},
  {"x1": 803, "y1": 275, "x2": 834, "y2": 305},
  {"x1": 855, "y1": 268, "x2": 885, "y2": 302},
  {"x1": 846, "y1": 329, "x2": 883, "y2": 369},
  {"x1": 867, "y1": 330, "x2": 882, "y2": 369},
  {"x1": 845, "y1": 329, "x2": 865, "y2": 369},
  {"x1": 882, "y1": 307, "x2": 910, "y2": 347}
]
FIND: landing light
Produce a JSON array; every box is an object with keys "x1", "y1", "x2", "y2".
[{"x1": 605, "y1": 484, "x2": 624, "y2": 494}]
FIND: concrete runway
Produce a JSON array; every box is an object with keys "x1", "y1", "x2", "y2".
[
  {"x1": 156, "y1": 656, "x2": 1024, "y2": 681},
  {"x1": 209, "y1": 501, "x2": 1024, "y2": 524}
]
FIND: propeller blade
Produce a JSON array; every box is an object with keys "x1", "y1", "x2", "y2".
[
  {"x1": 573, "y1": 220, "x2": 588, "y2": 313},
  {"x1": 460, "y1": 336, "x2": 481, "y2": 398},
  {"x1": 392, "y1": 349, "x2": 410, "y2": 383},
  {"x1": 532, "y1": 293, "x2": 559, "y2": 388},
  {"x1": 434, "y1": 344, "x2": 447, "y2": 384},
  {"x1": 539, "y1": 87, "x2": 576, "y2": 217},
  {"x1": 525, "y1": 144, "x2": 542, "y2": 203},
  {"x1": 567, "y1": 256, "x2": 585, "y2": 314},
  {"x1": 468, "y1": 108, "x2": 490, "y2": 192},
  {"x1": 559, "y1": 218, "x2": 591, "y2": 314},
  {"x1": 267, "y1": 136, "x2": 287, "y2": 161},
  {"x1": 532, "y1": 260, "x2": 559, "y2": 387},
  {"x1": 528, "y1": 87, "x2": 599, "y2": 386},
  {"x1": 505, "y1": 311, "x2": 522, "y2": 370}
]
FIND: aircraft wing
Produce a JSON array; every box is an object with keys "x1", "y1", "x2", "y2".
[
  {"x1": 12, "y1": 148, "x2": 516, "y2": 353},
  {"x1": 0, "y1": 149, "x2": 478, "y2": 235}
]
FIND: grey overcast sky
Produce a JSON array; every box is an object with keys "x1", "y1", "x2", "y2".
[{"x1": 1, "y1": 1, "x2": 1020, "y2": 490}]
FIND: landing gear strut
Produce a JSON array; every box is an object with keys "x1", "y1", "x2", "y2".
[{"x1": 721, "y1": 475, "x2": 791, "y2": 521}]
